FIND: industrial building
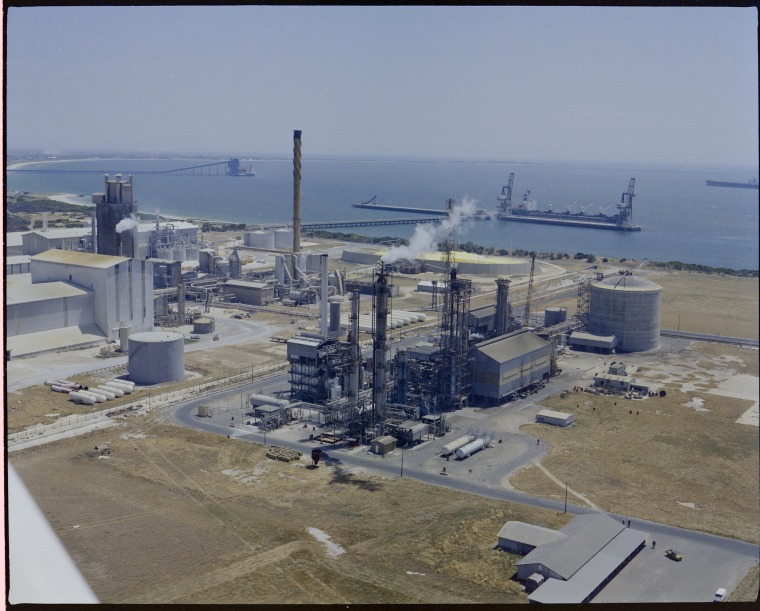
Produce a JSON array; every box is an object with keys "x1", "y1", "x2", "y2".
[
  {"x1": 224, "y1": 280, "x2": 275, "y2": 306},
  {"x1": 93, "y1": 174, "x2": 138, "y2": 258},
  {"x1": 22, "y1": 227, "x2": 94, "y2": 256},
  {"x1": 510, "y1": 513, "x2": 649, "y2": 604},
  {"x1": 6, "y1": 250, "x2": 154, "y2": 358},
  {"x1": 535, "y1": 409, "x2": 574, "y2": 427},
  {"x1": 470, "y1": 330, "x2": 552, "y2": 404}
]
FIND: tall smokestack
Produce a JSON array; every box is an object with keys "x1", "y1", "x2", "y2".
[
  {"x1": 373, "y1": 264, "x2": 391, "y2": 432},
  {"x1": 293, "y1": 129, "x2": 302, "y2": 254},
  {"x1": 291, "y1": 130, "x2": 302, "y2": 284},
  {"x1": 495, "y1": 278, "x2": 511, "y2": 337},
  {"x1": 320, "y1": 253, "x2": 328, "y2": 337}
]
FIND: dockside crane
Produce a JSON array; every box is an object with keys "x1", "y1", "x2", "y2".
[
  {"x1": 522, "y1": 251, "x2": 536, "y2": 328},
  {"x1": 497, "y1": 173, "x2": 515, "y2": 215}
]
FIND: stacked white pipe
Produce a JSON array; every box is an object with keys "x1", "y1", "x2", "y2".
[{"x1": 69, "y1": 392, "x2": 96, "y2": 405}]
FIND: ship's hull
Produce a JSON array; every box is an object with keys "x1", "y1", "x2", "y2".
[
  {"x1": 705, "y1": 180, "x2": 758, "y2": 189},
  {"x1": 498, "y1": 212, "x2": 641, "y2": 231}
]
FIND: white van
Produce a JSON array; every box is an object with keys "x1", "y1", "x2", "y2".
[{"x1": 713, "y1": 588, "x2": 727, "y2": 602}]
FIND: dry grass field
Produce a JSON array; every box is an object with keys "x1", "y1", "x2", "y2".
[
  {"x1": 11, "y1": 418, "x2": 572, "y2": 604},
  {"x1": 512, "y1": 342, "x2": 759, "y2": 544}
]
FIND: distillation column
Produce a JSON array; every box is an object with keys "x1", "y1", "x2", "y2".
[{"x1": 347, "y1": 289, "x2": 361, "y2": 402}]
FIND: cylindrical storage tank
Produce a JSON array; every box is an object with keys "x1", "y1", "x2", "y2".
[
  {"x1": 249, "y1": 394, "x2": 290, "y2": 408},
  {"x1": 69, "y1": 391, "x2": 96, "y2": 405},
  {"x1": 93, "y1": 387, "x2": 116, "y2": 400},
  {"x1": 78, "y1": 390, "x2": 106, "y2": 403},
  {"x1": 328, "y1": 297, "x2": 342, "y2": 338},
  {"x1": 99, "y1": 384, "x2": 124, "y2": 397},
  {"x1": 589, "y1": 275, "x2": 662, "y2": 352},
  {"x1": 51, "y1": 385, "x2": 72, "y2": 394},
  {"x1": 544, "y1": 307, "x2": 567, "y2": 327},
  {"x1": 274, "y1": 228, "x2": 293, "y2": 249},
  {"x1": 107, "y1": 380, "x2": 134, "y2": 393},
  {"x1": 193, "y1": 317, "x2": 215, "y2": 334},
  {"x1": 185, "y1": 246, "x2": 199, "y2": 261},
  {"x1": 173, "y1": 247, "x2": 186, "y2": 261},
  {"x1": 455, "y1": 438, "x2": 486, "y2": 459},
  {"x1": 245, "y1": 230, "x2": 276, "y2": 249},
  {"x1": 215, "y1": 260, "x2": 229, "y2": 277},
  {"x1": 441, "y1": 435, "x2": 475, "y2": 456},
  {"x1": 119, "y1": 326, "x2": 131, "y2": 352},
  {"x1": 128, "y1": 332, "x2": 185, "y2": 385}
]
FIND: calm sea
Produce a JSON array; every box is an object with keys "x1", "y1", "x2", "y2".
[{"x1": 6, "y1": 157, "x2": 759, "y2": 270}]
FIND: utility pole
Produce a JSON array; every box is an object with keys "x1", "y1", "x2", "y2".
[{"x1": 564, "y1": 482, "x2": 568, "y2": 514}]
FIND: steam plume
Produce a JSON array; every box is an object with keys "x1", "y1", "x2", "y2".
[
  {"x1": 381, "y1": 196, "x2": 479, "y2": 264},
  {"x1": 115, "y1": 214, "x2": 138, "y2": 233}
]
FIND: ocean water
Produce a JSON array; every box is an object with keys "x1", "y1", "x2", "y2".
[{"x1": 6, "y1": 157, "x2": 758, "y2": 270}]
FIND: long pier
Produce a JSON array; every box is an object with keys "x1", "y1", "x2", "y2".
[
  {"x1": 497, "y1": 214, "x2": 641, "y2": 232},
  {"x1": 7, "y1": 159, "x2": 253, "y2": 177},
  {"x1": 266, "y1": 217, "x2": 442, "y2": 230},
  {"x1": 351, "y1": 202, "x2": 448, "y2": 216}
]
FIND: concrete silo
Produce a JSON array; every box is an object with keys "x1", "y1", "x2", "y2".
[
  {"x1": 128, "y1": 332, "x2": 185, "y2": 384},
  {"x1": 589, "y1": 274, "x2": 662, "y2": 352}
]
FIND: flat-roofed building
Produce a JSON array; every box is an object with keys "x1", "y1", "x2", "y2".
[
  {"x1": 568, "y1": 331, "x2": 618, "y2": 354},
  {"x1": 536, "y1": 409, "x2": 574, "y2": 427},
  {"x1": 224, "y1": 279, "x2": 274, "y2": 306}
]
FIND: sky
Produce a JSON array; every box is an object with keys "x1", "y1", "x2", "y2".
[{"x1": 5, "y1": 5, "x2": 759, "y2": 166}]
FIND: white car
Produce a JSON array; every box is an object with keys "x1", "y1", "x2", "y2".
[{"x1": 713, "y1": 588, "x2": 727, "y2": 602}]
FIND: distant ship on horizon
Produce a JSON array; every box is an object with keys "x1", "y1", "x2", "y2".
[{"x1": 705, "y1": 178, "x2": 758, "y2": 189}]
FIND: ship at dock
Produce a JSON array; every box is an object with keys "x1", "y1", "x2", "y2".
[
  {"x1": 705, "y1": 178, "x2": 758, "y2": 189},
  {"x1": 352, "y1": 176, "x2": 641, "y2": 232},
  {"x1": 496, "y1": 174, "x2": 641, "y2": 231}
]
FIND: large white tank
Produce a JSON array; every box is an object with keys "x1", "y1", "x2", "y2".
[
  {"x1": 245, "y1": 230, "x2": 275, "y2": 249},
  {"x1": 441, "y1": 435, "x2": 475, "y2": 456},
  {"x1": 274, "y1": 228, "x2": 294, "y2": 249},
  {"x1": 589, "y1": 274, "x2": 662, "y2": 352},
  {"x1": 455, "y1": 438, "x2": 486, "y2": 459},
  {"x1": 128, "y1": 332, "x2": 185, "y2": 384}
]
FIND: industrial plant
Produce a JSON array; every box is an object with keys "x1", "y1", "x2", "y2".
[{"x1": 6, "y1": 129, "x2": 664, "y2": 456}]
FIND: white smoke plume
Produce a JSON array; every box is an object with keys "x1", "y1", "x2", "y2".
[
  {"x1": 381, "y1": 196, "x2": 479, "y2": 264},
  {"x1": 115, "y1": 214, "x2": 138, "y2": 233}
]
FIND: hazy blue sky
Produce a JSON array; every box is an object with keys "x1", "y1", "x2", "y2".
[{"x1": 6, "y1": 5, "x2": 758, "y2": 165}]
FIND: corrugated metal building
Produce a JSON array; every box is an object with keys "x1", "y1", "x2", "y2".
[
  {"x1": 536, "y1": 409, "x2": 574, "y2": 427},
  {"x1": 568, "y1": 331, "x2": 618, "y2": 354},
  {"x1": 224, "y1": 279, "x2": 274, "y2": 305},
  {"x1": 28, "y1": 250, "x2": 154, "y2": 340},
  {"x1": 6, "y1": 282, "x2": 95, "y2": 337},
  {"x1": 497, "y1": 521, "x2": 568, "y2": 554},
  {"x1": 470, "y1": 329, "x2": 551, "y2": 404},
  {"x1": 515, "y1": 513, "x2": 648, "y2": 604},
  {"x1": 468, "y1": 304, "x2": 496, "y2": 335},
  {"x1": 22, "y1": 228, "x2": 93, "y2": 256}
]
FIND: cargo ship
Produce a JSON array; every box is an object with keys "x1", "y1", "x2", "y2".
[
  {"x1": 705, "y1": 178, "x2": 758, "y2": 189},
  {"x1": 496, "y1": 175, "x2": 641, "y2": 231}
]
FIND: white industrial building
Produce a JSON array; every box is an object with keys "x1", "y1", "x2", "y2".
[
  {"x1": 6, "y1": 250, "x2": 154, "y2": 358},
  {"x1": 22, "y1": 227, "x2": 93, "y2": 256}
]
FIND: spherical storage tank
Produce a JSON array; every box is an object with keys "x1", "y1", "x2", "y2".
[
  {"x1": 128, "y1": 332, "x2": 185, "y2": 384},
  {"x1": 589, "y1": 274, "x2": 662, "y2": 352}
]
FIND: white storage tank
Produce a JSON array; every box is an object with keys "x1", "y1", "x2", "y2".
[
  {"x1": 589, "y1": 274, "x2": 662, "y2": 352},
  {"x1": 274, "y1": 228, "x2": 294, "y2": 249},
  {"x1": 245, "y1": 230, "x2": 275, "y2": 249},
  {"x1": 193, "y1": 317, "x2": 215, "y2": 334},
  {"x1": 128, "y1": 332, "x2": 185, "y2": 384}
]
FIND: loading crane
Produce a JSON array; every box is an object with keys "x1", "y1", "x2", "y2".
[
  {"x1": 522, "y1": 251, "x2": 536, "y2": 328},
  {"x1": 497, "y1": 173, "x2": 515, "y2": 215}
]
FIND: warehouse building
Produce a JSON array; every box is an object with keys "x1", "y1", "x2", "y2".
[
  {"x1": 22, "y1": 227, "x2": 93, "y2": 256},
  {"x1": 6, "y1": 250, "x2": 154, "y2": 357},
  {"x1": 515, "y1": 513, "x2": 648, "y2": 604},
  {"x1": 470, "y1": 329, "x2": 551, "y2": 404},
  {"x1": 497, "y1": 521, "x2": 568, "y2": 555},
  {"x1": 567, "y1": 331, "x2": 618, "y2": 354},
  {"x1": 535, "y1": 409, "x2": 574, "y2": 427},
  {"x1": 224, "y1": 279, "x2": 275, "y2": 306}
]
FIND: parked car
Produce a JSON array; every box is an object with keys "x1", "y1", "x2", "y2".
[
  {"x1": 665, "y1": 549, "x2": 682, "y2": 561},
  {"x1": 713, "y1": 588, "x2": 727, "y2": 602}
]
